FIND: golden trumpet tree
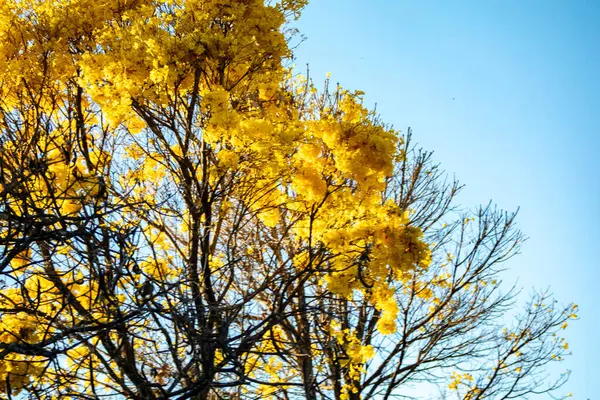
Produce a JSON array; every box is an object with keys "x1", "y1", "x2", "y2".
[{"x1": 0, "y1": 1, "x2": 575, "y2": 399}]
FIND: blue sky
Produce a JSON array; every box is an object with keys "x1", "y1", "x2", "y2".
[{"x1": 293, "y1": 1, "x2": 599, "y2": 398}]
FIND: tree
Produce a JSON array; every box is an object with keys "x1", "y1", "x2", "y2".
[{"x1": 0, "y1": 0, "x2": 575, "y2": 399}]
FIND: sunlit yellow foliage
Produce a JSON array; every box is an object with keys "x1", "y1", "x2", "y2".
[{"x1": 0, "y1": 0, "x2": 573, "y2": 399}]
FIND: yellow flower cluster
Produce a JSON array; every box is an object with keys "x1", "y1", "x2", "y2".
[
  {"x1": 0, "y1": 130, "x2": 105, "y2": 221},
  {"x1": 330, "y1": 322, "x2": 375, "y2": 400},
  {"x1": 0, "y1": 297, "x2": 44, "y2": 393},
  {"x1": 448, "y1": 371, "x2": 474, "y2": 390}
]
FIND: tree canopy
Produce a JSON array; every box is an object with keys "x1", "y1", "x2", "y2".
[{"x1": 0, "y1": 0, "x2": 576, "y2": 399}]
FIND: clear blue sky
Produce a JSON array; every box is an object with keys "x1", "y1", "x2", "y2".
[{"x1": 293, "y1": 1, "x2": 599, "y2": 398}]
